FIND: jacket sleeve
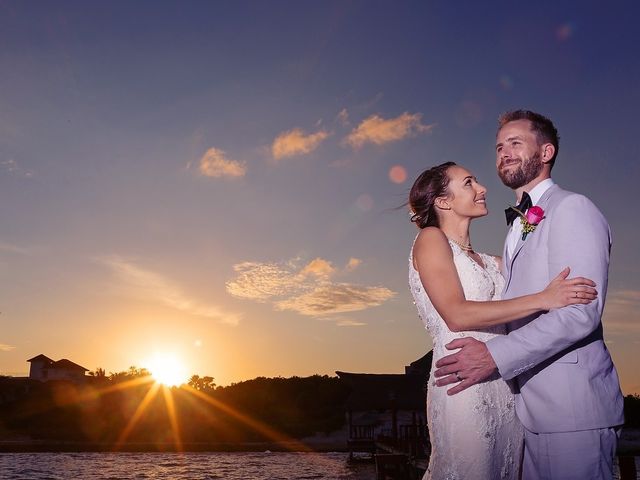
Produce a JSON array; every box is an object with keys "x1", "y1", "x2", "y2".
[{"x1": 486, "y1": 194, "x2": 611, "y2": 380}]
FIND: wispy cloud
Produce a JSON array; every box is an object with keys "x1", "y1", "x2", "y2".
[
  {"x1": 603, "y1": 289, "x2": 640, "y2": 334},
  {"x1": 100, "y1": 256, "x2": 241, "y2": 325},
  {"x1": 336, "y1": 108, "x2": 350, "y2": 126},
  {"x1": 335, "y1": 318, "x2": 367, "y2": 327},
  {"x1": 0, "y1": 242, "x2": 35, "y2": 255},
  {"x1": 608, "y1": 289, "x2": 640, "y2": 305},
  {"x1": 197, "y1": 147, "x2": 247, "y2": 178},
  {"x1": 275, "y1": 283, "x2": 395, "y2": 316},
  {"x1": 225, "y1": 260, "x2": 303, "y2": 301},
  {"x1": 344, "y1": 112, "x2": 434, "y2": 148},
  {"x1": 271, "y1": 128, "x2": 329, "y2": 160},
  {"x1": 226, "y1": 256, "x2": 395, "y2": 321},
  {"x1": 1, "y1": 159, "x2": 34, "y2": 178},
  {"x1": 345, "y1": 257, "x2": 362, "y2": 272},
  {"x1": 0, "y1": 343, "x2": 16, "y2": 352}
]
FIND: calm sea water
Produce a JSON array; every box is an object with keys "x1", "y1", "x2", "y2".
[
  {"x1": 0, "y1": 452, "x2": 376, "y2": 479},
  {"x1": 0, "y1": 452, "x2": 636, "y2": 479}
]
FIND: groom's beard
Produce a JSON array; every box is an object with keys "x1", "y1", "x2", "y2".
[{"x1": 498, "y1": 151, "x2": 543, "y2": 189}]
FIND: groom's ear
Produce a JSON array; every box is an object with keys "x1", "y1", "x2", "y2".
[
  {"x1": 541, "y1": 143, "x2": 555, "y2": 164},
  {"x1": 435, "y1": 196, "x2": 451, "y2": 210}
]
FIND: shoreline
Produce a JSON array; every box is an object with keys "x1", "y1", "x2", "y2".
[
  {"x1": 0, "y1": 440, "x2": 349, "y2": 454},
  {"x1": 2, "y1": 427, "x2": 638, "y2": 455}
]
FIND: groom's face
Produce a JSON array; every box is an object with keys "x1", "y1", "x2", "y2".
[{"x1": 495, "y1": 119, "x2": 544, "y2": 189}]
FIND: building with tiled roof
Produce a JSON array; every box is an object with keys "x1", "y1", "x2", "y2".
[{"x1": 27, "y1": 354, "x2": 89, "y2": 383}]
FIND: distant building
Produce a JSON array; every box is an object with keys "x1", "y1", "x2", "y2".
[
  {"x1": 336, "y1": 351, "x2": 432, "y2": 458},
  {"x1": 27, "y1": 354, "x2": 89, "y2": 383}
]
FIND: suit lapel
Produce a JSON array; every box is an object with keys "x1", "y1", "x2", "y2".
[
  {"x1": 502, "y1": 236, "x2": 510, "y2": 279},
  {"x1": 504, "y1": 184, "x2": 559, "y2": 289}
]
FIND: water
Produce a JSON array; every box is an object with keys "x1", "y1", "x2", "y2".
[
  {"x1": 0, "y1": 452, "x2": 375, "y2": 479},
  {"x1": 0, "y1": 452, "x2": 637, "y2": 479}
]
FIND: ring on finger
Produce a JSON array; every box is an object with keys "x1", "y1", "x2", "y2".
[{"x1": 455, "y1": 372, "x2": 462, "y2": 382}]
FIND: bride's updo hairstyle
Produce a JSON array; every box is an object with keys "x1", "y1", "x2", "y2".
[{"x1": 409, "y1": 162, "x2": 456, "y2": 229}]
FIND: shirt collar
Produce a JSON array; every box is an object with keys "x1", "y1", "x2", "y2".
[{"x1": 527, "y1": 178, "x2": 555, "y2": 205}]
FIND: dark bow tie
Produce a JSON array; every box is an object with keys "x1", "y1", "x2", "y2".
[{"x1": 505, "y1": 191, "x2": 532, "y2": 226}]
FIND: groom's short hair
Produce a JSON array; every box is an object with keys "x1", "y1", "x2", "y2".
[{"x1": 498, "y1": 110, "x2": 560, "y2": 168}]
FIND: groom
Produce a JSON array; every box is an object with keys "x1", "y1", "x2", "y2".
[{"x1": 433, "y1": 110, "x2": 624, "y2": 479}]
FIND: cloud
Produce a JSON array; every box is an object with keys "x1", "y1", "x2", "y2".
[
  {"x1": 100, "y1": 256, "x2": 241, "y2": 325},
  {"x1": 271, "y1": 128, "x2": 329, "y2": 160},
  {"x1": 0, "y1": 242, "x2": 35, "y2": 255},
  {"x1": 198, "y1": 148, "x2": 247, "y2": 178},
  {"x1": 608, "y1": 289, "x2": 640, "y2": 305},
  {"x1": 226, "y1": 256, "x2": 395, "y2": 320},
  {"x1": 344, "y1": 112, "x2": 434, "y2": 148},
  {"x1": 226, "y1": 260, "x2": 304, "y2": 301},
  {"x1": 345, "y1": 257, "x2": 362, "y2": 272},
  {"x1": 1, "y1": 159, "x2": 34, "y2": 178},
  {"x1": 275, "y1": 283, "x2": 394, "y2": 316},
  {"x1": 301, "y1": 258, "x2": 336, "y2": 278},
  {"x1": 603, "y1": 289, "x2": 640, "y2": 334},
  {"x1": 336, "y1": 108, "x2": 350, "y2": 126},
  {"x1": 335, "y1": 318, "x2": 367, "y2": 327},
  {"x1": 0, "y1": 344, "x2": 15, "y2": 352}
]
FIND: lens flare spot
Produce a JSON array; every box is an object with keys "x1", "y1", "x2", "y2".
[
  {"x1": 455, "y1": 101, "x2": 483, "y2": 128},
  {"x1": 388, "y1": 165, "x2": 407, "y2": 184},
  {"x1": 499, "y1": 75, "x2": 514, "y2": 90},
  {"x1": 556, "y1": 23, "x2": 575, "y2": 41},
  {"x1": 355, "y1": 194, "x2": 374, "y2": 212}
]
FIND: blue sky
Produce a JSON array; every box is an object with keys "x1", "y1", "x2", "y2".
[{"x1": 1, "y1": 1, "x2": 639, "y2": 393}]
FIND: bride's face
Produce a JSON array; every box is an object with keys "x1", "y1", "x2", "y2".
[{"x1": 441, "y1": 166, "x2": 488, "y2": 219}]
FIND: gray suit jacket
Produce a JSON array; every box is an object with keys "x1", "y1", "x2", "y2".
[{"x1": 486, "y1": 184, "x2": 624, "y2": 433}]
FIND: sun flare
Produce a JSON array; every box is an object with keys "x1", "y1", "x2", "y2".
[{"x1": 145, "y1": 353, "x2": 189, "y2": 387}]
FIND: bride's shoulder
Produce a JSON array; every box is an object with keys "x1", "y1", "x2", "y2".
[
  {"x1": 413, "y1": 227, "x2": 451, "y2": 256},
  {"x1": 415, "y1": 226, "x2": 447, "y2": 244}
]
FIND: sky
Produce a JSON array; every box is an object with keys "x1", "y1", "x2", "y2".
[{"x1": 1, "y1": 1, "x2": 639, "y2": 394}]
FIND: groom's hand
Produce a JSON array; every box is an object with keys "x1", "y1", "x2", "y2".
[{"x1": 433, "y1": 338, "x2": 498, "y2": 395}]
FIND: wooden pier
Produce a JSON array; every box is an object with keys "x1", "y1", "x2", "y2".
[
  {"x1": 347, "y1": 419, "x2": 429, "y2": 480},
  {"x1": 350, "y1": 423, "x2": 639, "y2": 480}
]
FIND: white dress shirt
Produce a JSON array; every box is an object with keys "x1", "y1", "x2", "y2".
[{"x1": 506, "y1": 178, "x2": 555, "y2": 257}]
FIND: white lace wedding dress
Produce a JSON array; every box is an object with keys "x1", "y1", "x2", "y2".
[{"x1": 409, "y1": 239, "x2": 523, "y2": 480}]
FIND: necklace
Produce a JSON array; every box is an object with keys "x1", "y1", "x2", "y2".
[{"x1": 447, "y1": 237, "x2": 474, "y2": 252}]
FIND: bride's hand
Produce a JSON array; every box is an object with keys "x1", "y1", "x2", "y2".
[{"x1": 540, "y1": 267, "x2": 598, "y2": 310}]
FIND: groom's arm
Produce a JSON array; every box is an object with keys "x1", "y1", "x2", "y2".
[
  {"x1": 434, "y1": 194, "x2": 610, "y2": 393},
  {"x1": 486, "y1": 194, "x2": 610, "y2": 380}
]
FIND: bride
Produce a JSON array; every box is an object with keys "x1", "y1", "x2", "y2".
[{"x1": 408, "y1": 162, "x2": 597, "y2": 479}]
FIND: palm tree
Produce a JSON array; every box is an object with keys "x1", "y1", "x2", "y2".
[
  {"x1": 188, "y1": 375, "x2": 216, "y2": 393},
  {"x1": 88, "y1": 367, "x2": 106, "y2": 378}
]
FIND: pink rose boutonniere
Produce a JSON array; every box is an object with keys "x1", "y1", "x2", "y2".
[{"x1": 509, "y1": 205, "x2": 546, "y2": 240}]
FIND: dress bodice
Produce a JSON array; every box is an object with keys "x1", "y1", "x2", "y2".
[{"x1": 409, "y1": 238, "x2": 507, "y2": 346}]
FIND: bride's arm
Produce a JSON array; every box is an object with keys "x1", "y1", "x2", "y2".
[{"x1": 413, "y1": 227, "x2": 596, "y2": 332}]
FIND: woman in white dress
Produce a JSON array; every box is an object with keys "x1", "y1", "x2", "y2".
[{"x1": 408, "y1": 162, "x2": 597, "y2": 479}]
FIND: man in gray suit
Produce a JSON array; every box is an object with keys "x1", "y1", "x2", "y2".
[{"x1": 433, "y1": 110, "x2": 624, "y2": 479}]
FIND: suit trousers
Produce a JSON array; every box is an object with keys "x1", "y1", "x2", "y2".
[{"x1": 522, "y1": 426, "x2": 619, "y2": 480}]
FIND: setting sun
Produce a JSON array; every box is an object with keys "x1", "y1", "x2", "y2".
[{"x1": 145, "y1": 353, "x2": 189, "y2": 387}]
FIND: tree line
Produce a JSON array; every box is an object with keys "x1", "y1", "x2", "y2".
[
  {"x1": 1, "y1": 370, "x2": 639, "y2": 451},
  {"x1": 0, "y1": 369, "x2": 350, "y2": 449}
]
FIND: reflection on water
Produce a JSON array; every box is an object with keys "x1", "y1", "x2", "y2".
[
  {"x1": 0, "y1": 452, "x2": 376, "y2": 480},
  {"x1": 0, "y1": 452, "x2": 637, "y2": 479}
]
